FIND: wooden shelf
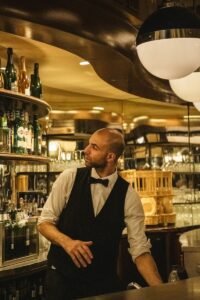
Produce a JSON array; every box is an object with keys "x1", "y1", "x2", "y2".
[
  {"x1": 0, "y1": 89, "x2": 51, "y2": 118},
  {"x1": 0, "y1": 153, "x2": 50, "y2": 163}
]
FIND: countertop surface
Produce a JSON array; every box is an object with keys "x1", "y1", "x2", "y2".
[
  {"x1": 80, "y1": 277, "x2": 200, "y2": 300},
  {"x1": 122, "y1": 224, "x2": 200, "y2": 236},
  {"x1": 179, "y1": 228, "x2": 200, "y2": 250}
]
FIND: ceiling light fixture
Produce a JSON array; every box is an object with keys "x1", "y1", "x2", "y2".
[
  {"x1": 92, "y1": 106, "x2": 104, "y2": 111},
  {"x1": 169, "y1": 68, "x2": 200, "y2": 102},
  {"x1": 133, "y1": 116, "x2": 149, "y2": 122},
  {"x1": 136, "y1": 1, "x2": 200, "y2": 80},
  {"x1": 79, "y1": 61, "x2": 90, "y2": 66},
  {"x1": 192, "y1": 102, "x2": 200, "y2": 112}
]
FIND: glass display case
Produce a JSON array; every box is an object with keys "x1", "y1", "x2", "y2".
[{"x1": 0, "y1": 218, "x2": 38, "y2": 267}]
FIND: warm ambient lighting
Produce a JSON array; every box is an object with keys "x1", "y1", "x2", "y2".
[
  {"x1": 170, "y1": 70, "x2": 200, "y2": 102},
  {"x1": 136, "y1": 2, "x2": 200, "y2": 80}
]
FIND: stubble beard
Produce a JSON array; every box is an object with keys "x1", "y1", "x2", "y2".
[{"x1": 84, "y1": 158, "x2": 107, "y2": 169}]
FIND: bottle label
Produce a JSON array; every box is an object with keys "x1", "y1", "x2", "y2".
[
  {"x1": 25, "y1": 87, "x2": 30, "y2": 96},
  {"x1": 26, "y1": 129, "x2": 33, "y2": 150},
  {"x1": 17, "y1": 126, "x2": 24, "y2": 139}
]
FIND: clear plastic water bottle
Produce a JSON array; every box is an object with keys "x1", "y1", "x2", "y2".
[{"x1": 168, "y1": 265, "x2": 180, "y2": 282}]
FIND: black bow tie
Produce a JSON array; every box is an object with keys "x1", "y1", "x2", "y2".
[{"x1": 89, "y1": 177, "x2": 109, "y2": 187}]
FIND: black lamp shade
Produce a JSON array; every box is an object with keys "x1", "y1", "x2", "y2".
[{"x1": 136, "y1": 6, "x2": 200, "y2": 45}]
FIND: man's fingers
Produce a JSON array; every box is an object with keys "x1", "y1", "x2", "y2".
[
  {"x1": 71, "y1": 244, "x2": 93, "y2": 268},
  {"x1": 78, "y1": 246, "x2": 93, "y2": 264},
  {"x1": 71, "y1": 254, "x2": 81, "y2": 268},
  {"x1": 81, "y1": 244, "x2": 93, "y2": 259}
]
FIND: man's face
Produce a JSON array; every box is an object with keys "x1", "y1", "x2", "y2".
[{"x1": 83, "y1": 132, "x2": 110, "y2": 168}]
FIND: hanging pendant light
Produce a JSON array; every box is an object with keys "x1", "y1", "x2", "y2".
[
  {"x1": 193, "y1": 101, "x2": 200, "y2": 112},
  {"x1": 169, "y1": 68, "x2": 200, "y2": 102},
  {"x1": 136, "y1": 1, "x2": 200, "y2": 80}
]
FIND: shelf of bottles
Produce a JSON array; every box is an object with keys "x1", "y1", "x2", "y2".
[
  {"x1": 0, "y1": 270, "x2": 46, "y2": 299},
  {"x1": 0, "y1": 47, "x2": 52, "y2": 270}
]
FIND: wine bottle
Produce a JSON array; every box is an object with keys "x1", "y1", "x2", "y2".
[
  {"x1": 8, "y1": 110, "x2": 15, "y2": 153},
  {"x1": 0, "y1": 58, "x2": 4, "y2": 88},
  {"x1": 33, "y1": 114, "x2": 42, "y2": 155},
  {"x1": 30, "y1": 63, "x2": 42, "y2": 98},
  {"x1": 13, "y1": 110, "x2": 25, "y2": 154},
  {"x1": 24, "y1": 112, "x2": 34, "y2": 154},
  {"x1": 4, "y1": 48, "x2": 17, "y2": 91},
  {"x1": 0, "y1": 112, "x2": 10, "y2": 152},
  {"x1": 18, "y1": 56, "x2": 30, "y2": 95}
]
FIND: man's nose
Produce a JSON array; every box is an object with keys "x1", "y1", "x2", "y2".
[{"x1": 83, "y1": 145, "x2": 89, "y2": 154}]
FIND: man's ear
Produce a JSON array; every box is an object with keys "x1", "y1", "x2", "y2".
[{"x1": 107, "y1": 152, "x2": 116, "y2": 162}]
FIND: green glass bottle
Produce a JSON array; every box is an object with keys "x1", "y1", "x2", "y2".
[
  {"x1": 30, "y1": 63, "x2": 42, "y2": 98},
  {"x1": 33, "y1": 115, "x2": 42, "y2": 155},
  {"x1": 27, "y1": 114, "x2": 34, "y2": 155},
  {"x1": 0, "y1": 58, "x2": 4, "y2": 89},
  {"x1": 0, "y1": 113, "x2": 10, "y2": 152},
  {"x1": 4, "y1": 48, "x2": 17, "y2": 91},
  {"x1": 13, "y1": 110, "x2": 25, "y2": 154}
]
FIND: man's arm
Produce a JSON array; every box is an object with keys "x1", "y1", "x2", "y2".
[
  {"x1": 135, "y1": 252, "x2": 163, "y2": 286},
  {"x1": 38, "y1": 221, "x2": 93, "y2": 268}
]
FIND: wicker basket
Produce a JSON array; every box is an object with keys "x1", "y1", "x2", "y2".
[
  {"x1": 120, "y1": 169, "x2": 172, "y2": 196},
  {"x1": 132, "y1": 170, "x2": 172, "y2": 196},
  {"x1": 120, "y1": 170, "x2": 175, "y2": 226}
]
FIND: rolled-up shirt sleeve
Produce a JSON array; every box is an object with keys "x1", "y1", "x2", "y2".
[
  {"x1": 124, "y1": 184, "x2": 151, "y2": 262},
  {"x1": 38, "y1": 168, "x2": 77, "y2": 225}
]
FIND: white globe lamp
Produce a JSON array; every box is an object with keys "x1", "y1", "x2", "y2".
[
  {"x1": 169, "y1": 70, "x2": 200, "y2": 102},
  {"x1": 136, "y1": 2, "x2": 200, "y2": 80}
]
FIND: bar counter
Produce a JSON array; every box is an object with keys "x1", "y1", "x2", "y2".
[
  {"x1": 81, "y1": 277, "x2": 200, "y2": 300},
  {"x1": 119, "y1": 224, "x2": 200, "y2": 284}
]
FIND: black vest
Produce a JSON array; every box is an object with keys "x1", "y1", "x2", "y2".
[{"x1": 48, "y1": 167, "x2": 129, "y2": 281}]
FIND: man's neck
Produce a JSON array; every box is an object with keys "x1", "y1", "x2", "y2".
[{"x1": 94, "y1": 166, "x2": 117, "y2": 178}]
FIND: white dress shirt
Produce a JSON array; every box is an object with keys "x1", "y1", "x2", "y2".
[{"x1": 38, "y1": 167, "x2": 151, "y2": 261}]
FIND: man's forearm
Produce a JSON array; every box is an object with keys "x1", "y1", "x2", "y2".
[
  {"x1": 38, "y1": 221, "x2": 72, "y2": 247},
  {"x1": 135, "y1": 252, "x2": 163, "y2": 286}
]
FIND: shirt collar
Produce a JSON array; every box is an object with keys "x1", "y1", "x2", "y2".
[{"x1": 91, "y1": 168, "x2": 118, "y2": 183}]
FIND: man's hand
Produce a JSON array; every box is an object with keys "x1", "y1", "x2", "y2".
[
  {"x1": 62, "y1": 239, "x2": 93, "y2": 268},
  {"x1": 37, "y1": 222, "x2": 94, "y2": 268}
]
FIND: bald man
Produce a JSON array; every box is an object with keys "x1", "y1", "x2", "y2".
[{"x1": 38, "y1": 128, "x2": 162, "y2": 299}]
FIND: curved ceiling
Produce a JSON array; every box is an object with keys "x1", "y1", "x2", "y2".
[{"x1": 0, "y1": 0, "x2": 199, "y2": 129}]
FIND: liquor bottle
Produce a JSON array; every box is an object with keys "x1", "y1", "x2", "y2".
[
  {"x1": 0, "y1": 58, "x2": 4, "y2": 88},
  {"x1": 13, "y1": 110, "x2": 25, "y2": 154},
  {"x1": 0, "y1": 113, "x2": 10, "y2": 152},
  {"x1": 18, "y1": 56, "x2": 30, "y2": 95},
  {"x1": 41, "y1": 127, "x2": 47, "y2": 156},
  {"x1": 33, "y1": 115, "x2": 42, "y2": 155},
  {"x1": 177, "y1": 254, "x2": 188, "y2": 280},
  {"x1": 37, "y1": 276, "x2": 45, "y2": 300},
  {"x1": 30, "y1": 63, "x2": 42, "y2": 98},
  {"x1": 24, "y1": 111, "x2": 34, "y2": 154},
  {"x1": 168, "y1": 265, "x2": 180, "y2": 282},
  {"x1": 30, "y1": 280, "x2": 37, "y2": 299},
  {"x1": 23, "y1": 111, "x2": 29, "y2": 153},
  {"x1": 26, "y1": 113, "x2": 34, "y2": 154},
  {"x1": 8, "y1": 110, "x2": 15, "y2": 153},
  {"x1": 4, "y1": 47, "x2": 17, "y2": 91}
]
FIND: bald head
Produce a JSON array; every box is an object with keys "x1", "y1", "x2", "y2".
[{"x1": 94, "y1": 128, "x2": 125, "y2": 159}]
